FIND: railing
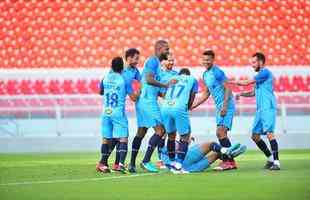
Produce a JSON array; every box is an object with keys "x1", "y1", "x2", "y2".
[{"x1": 0, "y1": 93, "x2": 309, "y2": 137}]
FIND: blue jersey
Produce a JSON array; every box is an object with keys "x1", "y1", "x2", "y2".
[
  {"x1": 254, "y1": 68, "x2": 276, "y2": 111},
  {"x1": 139, "y1": 56, "x2": 162, "y2": 103},
  {"x1": 101, "y1": 71, "x2": 133, "y2": 117},
  {"x1": 159, "y1": 69, "x2": 178, "y2": 94},
  {"x1": 122, "y1": 66, "x2": 141, "y2": 83},
  {"x1": 202, "y1": 65, "x2": 234, "y2": 111},
  {"x1": 162, "y1": 74, "x2": 198, "y2": 111}
]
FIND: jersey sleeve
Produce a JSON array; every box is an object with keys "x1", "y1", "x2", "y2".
[
  {"x1": 254, "y1": 69, "x2": 270, "y2": 84},
  {"x1": 135, "y1": 68, "x2": 142, "y2": 81},
  {"x1": 191, "y1": 79, "x2": 199, "y2": 93},
  {"x1": 124, "y1": 76, "x2": 133, "y2": 95},
  {"x1": 214, "y1": 68, "x2": 228, "y2": 83}
]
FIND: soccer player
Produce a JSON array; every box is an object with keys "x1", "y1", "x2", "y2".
[
  {"x1": 130, "y1": 40, "x2": 175, "y2": 173},
  {"x1": 110, "y1": 48, "x2": 141, "y2": 172},
  {"x1": 229, "y1": 52, "x2": 280, "y2": 170},
  {"x1": 191, "y1": 50, "x2": 237, "y2": 171},
  {"x1": 161, "y1": 140, "x2": 246, "y2": 173},
  {"x1": 96, "y1": 57, "x2": 138, "y2": 173},
  {"x1": 160, "y1": 68, "x2": 198, "y2": 171},
  {"x1": 156, "y1": 53, "x2": 178, "y2": 169}
]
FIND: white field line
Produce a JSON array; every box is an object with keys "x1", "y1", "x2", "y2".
[{"x1": 0, "y1": 173, "x2": 159, "y2": 187}]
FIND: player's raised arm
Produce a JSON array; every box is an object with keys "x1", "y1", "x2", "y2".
[
  {"x1": 190, "y1": 81, "x2": 210, "y2": 110},
  {"x1": 188, "y1": 79, "x2": 199, "y2": 110}
]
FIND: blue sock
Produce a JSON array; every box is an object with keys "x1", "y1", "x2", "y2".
[
  {"x1": 219, "y1": 138, "x2": 233, "y2": 161},
  {"x1": 210, "y1": 142, "x2": 222, "y2": 153},
  {"x1": 167, "y1": 139, "x2": 176, "y2": 161},
  {"x1": 269, "y1": 139, "x2": 279, "y2": 160},
  {"x1": 100, "y1": 143, "x2": 110, "y2": 165},
  {"x1": 177, "y1": 140, "x2": 189, "y2": 163},
  {"x1": 157, "y1": 137, "x2": 165, "y2": 160},
  {"x1": 142, "y1": 134, "x2": 161, "y2": 163},
  {"x1": 130, "y1": 136, "x2": 143, "y2": 167},
  {"x1": 118, "y1": 142, "x2": 128, "y2": 165}
]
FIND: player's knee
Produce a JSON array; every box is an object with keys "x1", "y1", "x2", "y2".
[
  {"x1": 251, "y1": 134, "x2": 260, "y2": 142},
  {"x1": 216, "y1": 127, "x2": 227, "y2": 139},
  {"x1": 180, "y1": 135, "x2": 190, "y2": 143},
  {"x1": 102, "y1": 138, "x2": 109, "y2": 144},
  {"x1": 154, "y1": 125, "x2": 165, "y2": 137},
  {"x1": 168, "y1": 133, "x2": 176, "y2": 140},
  {"x1": 119, "y1": 137, "x2": 128, "y2": 143},
  {"x1": 136, "y1": 127, "x2": 147, "y2": 138},
  {"x1": 267, "y1": 133, "x2": 275, "y2": 141}
]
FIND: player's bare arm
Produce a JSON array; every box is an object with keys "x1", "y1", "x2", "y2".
[
  {"x1": 188, "y1": 92, "x2": 196, "y2": 110},
  {"x1": 228, "y1": 79, "x2": 256, "y2": 86},
  {"x1": 220, "y1": 82, "x2": 232, "y2": 116},
  {"x1": 191, "y1": 82, "x2": 210, "y2": 110},
  {"x1": 236, "y1": 90, "x2": 255, "y2": 100},
  {"x1": 146, "y1": 72, "x2": 169, "y2": 88},
  {"x1": 128, "y1": 91, "x2": 140, "y2": 102}
]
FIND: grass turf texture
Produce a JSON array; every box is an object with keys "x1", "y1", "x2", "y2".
[{"x1": 0, "y1": 150, "x2": 309, "y2": 200}]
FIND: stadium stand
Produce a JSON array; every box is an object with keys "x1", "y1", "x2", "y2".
[{"x1": 1, "y1": 75, "x2": 310, "y2": 95}]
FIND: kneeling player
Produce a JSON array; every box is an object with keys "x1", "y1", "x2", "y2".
[
  {"x1": 161, "y1": 141, "x2": 246, "y2": 173},
  {"x1": 161, "y1": 68, "x2": 198, "y2": 171},
  {"x1": 96, "y1": 57, "x2": 138, "y2": 173}
]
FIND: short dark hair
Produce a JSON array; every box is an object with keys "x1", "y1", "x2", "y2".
[
  {"x1": 179, "y1": 68, "x2": 191, "y2": 75},
  {"x1": 203, "y1": 50, "x2": 215, "y2": 58},
  {"x1": 125, "y1": 48, "x2": 140, "y2": 60},
  {"x1": 111, "y1": 57, "x2": 124, "y2": 73},
  {"x1": 252, "y1": 52, "x2": 265, "y2": 64},
  {"x1": 155, "y1": 40, "x2": 168, "y2": 50}
]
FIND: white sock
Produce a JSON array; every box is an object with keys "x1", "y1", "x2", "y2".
[
  {"x1": 267, "y1": 155, "x2": 274, "y2": 162},
  {"x1": 221, "y1": 147, "x2": 228, "y2": 154},
  {"x1": 274, "y1": 160, "x2": 280, "y2": 166}
]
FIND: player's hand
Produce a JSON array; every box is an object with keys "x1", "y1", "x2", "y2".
[
  {"x1": 168, "y1": 79, "x2": 178, "y2": 86},
  {"x1": 220, "y1": 106, "x2": 227, "y2": 116}
]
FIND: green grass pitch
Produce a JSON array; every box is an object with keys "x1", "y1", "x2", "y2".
[{"x1": 0, "y1": 150, "x2": 310, "y2": 200}]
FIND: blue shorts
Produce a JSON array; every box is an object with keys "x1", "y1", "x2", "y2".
[
  {"x1": 101, "y1": 114, "x2": 128, "y2": 139},
  {"x1": 161, "y1": 108, "x2": 191, "y2": 135},
  {"x1": 136, "y1": 99, "x2": 162, "y2": 128},
  {"x1": 216, "y1": 108, "x2": 235, "y2": 130},
  {"x1": 183, "y1": 144, "x2": 205, "y2": 167},
  {"x1": 161, "y1": 145, "x2": 210, "y2": 172},
  {"x1": 252, "y1": 109, "x2": 276, "y2": 134}
]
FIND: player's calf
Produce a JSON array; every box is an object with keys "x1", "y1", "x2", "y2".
[{"x1": 267, "y1": 133, "x2": 280, "y2": 170}]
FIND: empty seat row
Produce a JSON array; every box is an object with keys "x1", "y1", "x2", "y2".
[{"x1": 1, "y1": 75, "x2": 310, "y2": 95}]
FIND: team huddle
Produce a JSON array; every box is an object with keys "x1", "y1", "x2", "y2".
[{"x1": 96, "y1": 40, "x2": 281, "y2": 174}]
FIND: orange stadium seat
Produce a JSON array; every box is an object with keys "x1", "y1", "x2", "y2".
[
  {"x1": 0, "y1": 0, "x2": 309, "y2": 68},
  {"x1": 1, "y1": 76, "x2": 309, "y2": 98}
]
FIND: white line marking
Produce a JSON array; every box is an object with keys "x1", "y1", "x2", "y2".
[{"x1": 0, "y1": 173, "x2": 159, "y2": 187}]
